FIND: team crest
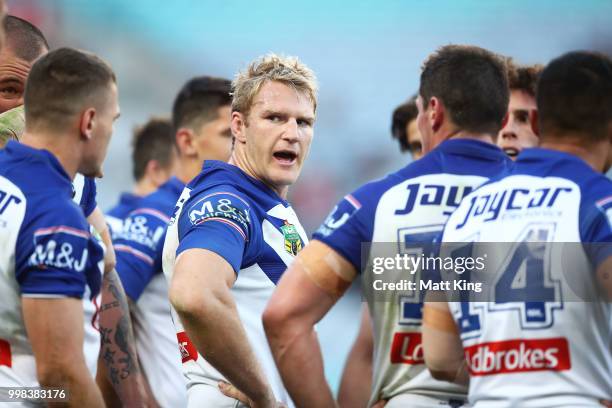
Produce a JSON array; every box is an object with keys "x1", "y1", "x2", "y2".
[{"x1": 281, "y1": 221, "x2": 302, "y2": 256}]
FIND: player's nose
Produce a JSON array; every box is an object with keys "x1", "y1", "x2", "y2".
[
  {"x1": 500, "y1": 129, "x2": 517, "y2": 140},
  {"x1": 282, "y1": 118, "x2": 300, "y2": 142}
]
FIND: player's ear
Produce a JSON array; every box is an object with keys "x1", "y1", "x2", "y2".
[
  {"x1": 79, "y1": 108, "x2": 96, "y2": 140},
  {"x1": 175, "y1": 128, "x2": 197, "y2": 157},
  {"x1": 530, "y1": 109, "x2": 540, "y2": 138},
  {"x1": 144, "y1": 159, "x2": 167, "y2": 186},
  {"x1": 430, "y1": 97, "x2": 444, "y2": 133},
  {"x1": 232, "y1": 111, "x2": 247, "y2": 144}
]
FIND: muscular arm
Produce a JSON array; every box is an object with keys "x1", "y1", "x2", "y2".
[
  {"x1": 22, "y1": 297, "x2": 105, "y2": 408},
  {"x1": 421, "y1": 300, "x2": 469, "y2": 386},
  {"x1": 169, "y1": 248, "x2": 276, "y2": 408},
  {"x1": 97, "y1": 268, "x2": 156, "y2": 407},
  {"x1": 338, "y1": 304, "x2": 373, "y2": 408},
  {"x1": 263, "y1": 240, "x2": 356, "y2": 408}
]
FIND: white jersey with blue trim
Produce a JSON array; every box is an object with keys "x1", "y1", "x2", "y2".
[
  {"x1": 113, "y1": 177, "x2": 187, "y2": 408},
  {"x1": 162, "y1": 161, "x2": 308, "y2": 408},
  {"x1": 313, "y1": 139, "x2": 512, "y2": 406},
  {"x1": 0, "y1": 141, "x2": 103, "y2": 396},
  {"x1": 442, "y1": 148, "x2": 612, "y2": 407}
]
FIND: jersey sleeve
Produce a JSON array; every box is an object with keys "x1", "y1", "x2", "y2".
[
  {"x1": 16, "y1": 203, "x2": 102, "y2": 298},
  {"x1": 114, "y1": 206, "x2": 169, "y2": 300},
  {"x1": 80, "y1": 177, "x2": 97, "y2": 217},
  {"x1": 176, "y1": 189, "x2": 252, "y2": 274},
  {"x1": 581, "y1": 194, "x2": 612, "y2": 269},
  {"x1": 312, "y1": 190, "x2": 373, "y2": 272}
]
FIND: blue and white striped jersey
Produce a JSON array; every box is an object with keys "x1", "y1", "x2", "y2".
[
  {"x1": 442, "y1": 148, "x2": 612, "y2": 407},
  {"x1": 313, "y1": 139, "x2": 512, "y2": 405},
  {"x1": 0, "y1": 141, "x2": 103, "y2": 391},
  {"x1": 163, "y1": 160, "x2": 308, "y2": 408}
]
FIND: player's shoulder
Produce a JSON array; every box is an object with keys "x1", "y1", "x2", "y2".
[
  {"x1": 577, "y1": 169, "x2": 612, "y2": 204},
  {"x1": 25, "y1": 193, "x2": 89, "y2": 238},
  {"x1": 128, "y1": 177, "x2": 184, "y2": 223},
  {"x1": 187, "y1": 161, "x2": 257, "y2": 206},
  {"x1": 0, "y1": 142, "x2": 78, "y2": 218},
  {"x1": 313, "y1": 165, "x2": 417, "y2": 240},
  {"x1": 381, "y1": 140, "x2": 508, "y2": 188},
  {"x1": 107, "y1": 193, "x2": 140, "y2": 219},
  {"x1": 348, "y1": 153, "x2": 449, "y2": 207},
  {"x1": 538, "y1": 149, "x2": 612, "y2": 206},
  {"x1": 578, "y1": 171, "x2": 612, "y2": 229},
  {"x1": 353, "y1": 156, "x2": 435, "y2": 199},
  {"x1": 1, "y1": 141, "x2": 71, "y2": 193},
  {"x1": 178, "y1": 162, "x2": 272, "y2": 237}
]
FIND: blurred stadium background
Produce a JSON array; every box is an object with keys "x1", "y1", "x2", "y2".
[{"x1": 8, "y1": 0, "x2": 612, "y2": 392}]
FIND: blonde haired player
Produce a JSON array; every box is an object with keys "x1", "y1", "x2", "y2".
[{"x1": 163, "y1": 54, "x2": 317, "y2": 408}]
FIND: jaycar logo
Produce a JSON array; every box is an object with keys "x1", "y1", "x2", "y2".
[
  {"x1": 390, "y1": 332, "x2": 424, "y2": 364},
  {"x1": 464, "y1": 337, "x2": 571, "y2": 376}
]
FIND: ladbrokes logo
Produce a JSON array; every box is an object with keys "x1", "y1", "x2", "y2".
[
  {"x1": 177, "y1": 331, "x2": 198, "y2": 363},
  {"x1": 390, "y1": 332, "x2": 423, "y2": 364},
  {"x1": 464, "y1": 337, "x2": 571, "y2": 376}
]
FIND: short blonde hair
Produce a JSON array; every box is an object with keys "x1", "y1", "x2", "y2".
[{"x1": 231, "y1": 53, "x2": 318, "y2": 118}]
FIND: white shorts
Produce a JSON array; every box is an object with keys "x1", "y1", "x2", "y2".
[
  {"x1": 385, "y1": 394, "x2": 466, "y2": 408},
  {"x1": 187, "y1": 382, "x2": 249, "y2": 408}
]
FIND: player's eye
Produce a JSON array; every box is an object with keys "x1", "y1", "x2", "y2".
[
  {"x1": 297, "y1": 118, "x2": 313, "y2": 127},
  {"x1": 267, "y1": 115, "x2": 282, "y2": 122},
  {"x1": 515, "y1": 111, "x2": 529, "y2": 123},
  {"x1": 0, "y1": 86, "x2": 20, "y2": 97}
]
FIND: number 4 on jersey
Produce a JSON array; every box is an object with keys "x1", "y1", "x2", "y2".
[{"x1": 491, "y1": 223, "x2": 562, "y2": 329}]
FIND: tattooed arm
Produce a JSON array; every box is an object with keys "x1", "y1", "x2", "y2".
[{"x1": 97, "y1": 268, "x2": 158, "y2": 407}]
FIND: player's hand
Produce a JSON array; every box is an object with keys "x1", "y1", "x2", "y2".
[
  {"x1": 600, "y1": 400, "x2": 612, "y2": 408},
  {"x1": 372, "y1": 400, "x2": 387, "y2": 408},
  {"x1": 218, "y1": 381, "x2": 287, "y2": 408}
]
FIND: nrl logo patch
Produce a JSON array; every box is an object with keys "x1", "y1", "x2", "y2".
[{"x1": 281, "y1": 221, "x2": 302, "y2": 256}]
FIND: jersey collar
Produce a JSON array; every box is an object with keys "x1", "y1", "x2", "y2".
[
  {"x1": 4, "y1": 140, "x2": 73, "y2": 189},
  {"x1": 517, "y1": 147, "x2": 594, "y2": 171},
  {"x1": 202, "y1": 160, "x2": 290, "y2": 206},
  {"x1": 436, "y1": 138, "x2": 508, "y2": 162}
]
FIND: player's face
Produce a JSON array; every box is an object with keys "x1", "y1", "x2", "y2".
[
  {"x1": 193, "y1": 105, "x2": 232, "y2": 163},
  {"x1": 406, "y1": 119, "x2": 423, "y2": 160},
  {"x1": 498, "y1": 90, "x2": 539, "y2": 160},
  {"x1": 0, "y1": 46, "x2": 31, "y2": 114},
  {"x1": 236, "y1": 81, "x2": 315, "y2": 194},
  {"x1": 80, "y1": 83, "x2": 120, "y2": 178}
]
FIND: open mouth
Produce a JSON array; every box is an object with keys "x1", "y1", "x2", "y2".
[
  {"x1": 273, "y1": 150, "x2": 298, "y2": 165},
  {"x1": 503, "y1": 147, "x2": 520, "y2": 158}
]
